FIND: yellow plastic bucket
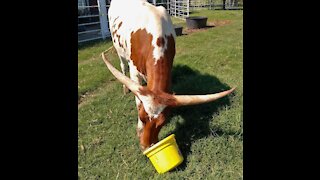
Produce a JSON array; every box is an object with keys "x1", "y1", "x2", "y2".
[{"x1": 143, "y1": 134, "x2": 184, "y2": 174}]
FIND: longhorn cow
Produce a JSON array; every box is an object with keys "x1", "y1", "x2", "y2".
[{"x1": 102, "y1": 0, "x2": 235, "y2": 151}]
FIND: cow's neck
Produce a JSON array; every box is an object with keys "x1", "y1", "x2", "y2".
[
  {"x1": 146, "y1": 58, "x2": 172, "y2": 93},
  {"x1": 146, "y1": 34, "x2": 175, "y2": 93}
]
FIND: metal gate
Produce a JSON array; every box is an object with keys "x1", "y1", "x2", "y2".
[
  {"x1": 169, "y1": 0, "x2": 190, "y2": 19},
  {"x1": 151, "y1": 0, "x2": 190, "y2": 19},
  {"x1": 78, "y1": 0, "x2": 111, "y2": 43},
  {"x1": 78, "y1": 0, "x2": 242, "y2": 43},
  {"x1": 190, "y1": 0, "x2": 243, "y2": 10},
  {"x1": 223, "y1": 0, "x2": 243, "y2": 10}
]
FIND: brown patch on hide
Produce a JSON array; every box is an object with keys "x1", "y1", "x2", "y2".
[
  {"x1": 156, "y1": 37, "x2": 165, "y2": 47},
  {"x1": 146, "y1": 34, "x2": 175, "y2": 93},
  {"x1": 113, "y1": 16, "x2": 119, "y2": 25},
  {"x1": 130, "y1": 29, "x2": 154, "y2": 76},
  {"x1": 116, "y1": 34, "x2": 123, "y2": 47},
  {"x1": 112, "y1": 29, "x2": 117, "y2": 37},
  {"x1": 119, "y1": 41, "x2": 123, "y2": 48},
  {"x1": 130, "y1": 30, "x2": 176, "y2": 93},
  {"x1": 118, "y1": 21, "x2": 123, "y2": 29}
]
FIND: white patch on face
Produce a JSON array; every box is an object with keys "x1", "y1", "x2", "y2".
[
  {"x1": 137, "y1": 117, "x2": 144, "y2": 131},
  {"x1": 138, "y1": 93, "x2": 167, "y2": 120}
]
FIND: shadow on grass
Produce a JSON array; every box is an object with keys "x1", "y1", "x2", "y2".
[{"x1": 163, "y1": 64, "x2": 236, "y2": 171}]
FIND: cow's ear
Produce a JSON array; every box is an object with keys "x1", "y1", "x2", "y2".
[{"x1": 138, "y1": 103, "x2": 148, "y2": 124}]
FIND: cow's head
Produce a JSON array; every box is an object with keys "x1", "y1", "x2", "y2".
[
  {"x1": 102, "y1": 52, "x2": 235, "y2": 151},
  {"x1": 135, "y1": 88, "x2": 177, "y2": 150}
]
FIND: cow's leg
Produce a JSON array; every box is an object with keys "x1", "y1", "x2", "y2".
[
  {"x1": 128, "y1": 63, "x2": 144, "y2": 137},
  {"x1": 118, "y1": 56, "x2": 130, "y2": 94}
]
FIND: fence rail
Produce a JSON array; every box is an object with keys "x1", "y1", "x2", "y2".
[
  {"x1": 78, "y1": 0, "x2": 243, "y2": 44},
  {"x1": 78, "y1": 0, "x2": 110, "y2": 44}
]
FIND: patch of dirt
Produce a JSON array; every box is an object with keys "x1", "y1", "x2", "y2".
[
  {"x1": 78, "y1": 91, "x2": 92, "y2": 105},
  {"x1": 183, "y1": 20, "x2": 232, "y2": 34},
  {"x1": 210, "y1": 20, "x2": 232, "y2": 27}
]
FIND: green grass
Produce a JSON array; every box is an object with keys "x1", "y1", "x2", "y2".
[{"x1": 78, "y1": 10, "x2": 243, "y2": 179}]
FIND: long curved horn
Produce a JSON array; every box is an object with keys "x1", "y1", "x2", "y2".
[
  {"x1": 102, "y1": 50, "x2": 235, "y2": 107},
  {"x1": 101, "y1": 52, "x2": 143, "y2": 96},
  {"x1": 172, "y1": 87, "x2": 236, "y2": 106}
]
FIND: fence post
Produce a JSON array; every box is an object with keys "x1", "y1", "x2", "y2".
[
  {"x1": 187, "y1": 0, "x2": 189, "y2": 17},
  {"x1": 97, "y1": 0, "x2": 109, "y2": 39}
]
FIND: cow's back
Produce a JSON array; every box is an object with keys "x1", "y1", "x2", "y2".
[{"x1": 108, "y1": 0, "x2": 176, "y2": 62}]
